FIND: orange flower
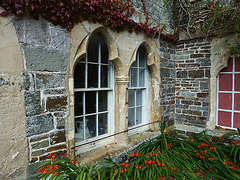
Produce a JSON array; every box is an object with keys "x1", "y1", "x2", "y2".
[
  {"x1": 70, "y1": 160, "x2": 78, "y2": 164},
  {"x1": 47, "y1": 153, "x2": 56, "y2": 159},
  {"x1": 54, "y1": 165, "x2": 60, "y2": 169},
  {"x1": 162, "y1": 141, "x2": 165, "y2": 144},
  {"x1": 121, "y1": 168, "x2": 128, "y2": 173},
  {"x1": 232, "y1": 140, "x2": 238, "y2": 143},
  {"x1": 188, "y1": 138, "x2": 194, "y2": 141},
  {"x1": 197, "y1": 145, "x2": 202, "y2": 148},
  {"x1": 167, "y1": 144, "x2": 172, "y2": 148},
  {"x1": 230, "y1": 166, "x2": 236, "y2": 170},
  {"x1": 61, "y1": 153, "x2": 68, "y2": 158},
  {"x1": 208, "y1": 157, "x2": 214, "y2": 161},
  {"x1": 200, "y1": 156, "x2": 205, "y2": 159},
  {"x1": 170, "y1": 166, "x2": 176, "y2": 170},
  {"x1": 201, "y1": 143, "x2": 209, "y2": 146},
  {"x1": 165, "y1": 132, "x2": 168, "y2": 135},
  {"x1": 135, "y1": 165, "x2": 143, "y2": 169},
  {"x1": 210, "y1": 146, "x2": 216, "y2": 151},
  {"x1": 219, "y1": 137, "x2": 224, "y2": 141}
]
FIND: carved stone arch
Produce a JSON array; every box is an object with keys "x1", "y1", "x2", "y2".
[
  {"x1": 207, "y1": 36, "x2": 240, "y2": 130},
  {"x1": 67, "y1": 24, "x2": 120, "y2": 160},
  {"x1": 0, "y1": 8, "x2": 28, "y2": 178},
  {"x1": 129, "y1": 41, "x2": 159, "y2": 80}
]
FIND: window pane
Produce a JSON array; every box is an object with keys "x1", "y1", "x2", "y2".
[
  {"x1": 101, "y1": 65, "x2": 108, "y2": 87},
  {"x1": 130, "y1": 68, "x2": 138, "y2": 87},
  {"x1": 88, "y1": 64, "x2": 98, "y2": 88},
  {"x1": 75, "y1": 117, "x2": 84, "y2": 142},
  {"x1": 128, "y1": 108, "x2": 135, "y2": 127},
  {"x1": 88, "y1": 39, "x2": 98, "y2": 63},
  {"x1": 139, "y1": 50, "x2": 146, "y2": 68},
  {"x1": 98, "y1": 113, "x2": 108, "y2": 135},
  {"x1": 101, "y1": 42, "x2": 108, "y2": 64},
  {"x1": 139, "y1": 68, "x2": 145, "y2": 87},
  {"x1": 75, "y1": 92, "x2": 83, "y2": 116},
  {"x1": 86, "y1": 91, "x2": 96, "y2": 114},
  {"x1": 131, "y1": 60, "x2": 137, "y2": 67},
  {"x1": 128, "y1": 89, "x2": 135, "y2": 107},
  {"x1": 86, "y1": 115, "x2": 96, "y2": 139},
  {"x1": 98, "y1": 91, "x2": 107, "y2": 112},
  {"x1": 74, "y1": 62, "x2": 85, "y2": 88},
  {"x1": 136, "y1": 107, "x2": 142, "y2": 125},
  {"x1": 136, "y1": 90, "x2": 142, "y2": 106}
]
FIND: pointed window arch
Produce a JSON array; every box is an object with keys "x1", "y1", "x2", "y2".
[
  {"x1": 128, "y1": 46, "x2": 149, "y2": 128},
  {"x1": 74, "y1": 37, "x2": 114, "y2": 143}
]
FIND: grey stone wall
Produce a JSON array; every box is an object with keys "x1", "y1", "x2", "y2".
[
  {"x1": 131, "y1": 0, "x2": 174, "y2": 33},
  {"x1": 175, "y1": 39, "x2": 211, "y2": 128},
  {"x1": 12, "y1": 16, "x2": 70, "y2": 163},
  {"x1": 159, "y1": 41, "x2": 176, "y2": 126}
]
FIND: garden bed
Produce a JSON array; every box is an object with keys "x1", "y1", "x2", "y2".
[{"x1": 38, "y1": 122, "x2": 240, "y2": 179}]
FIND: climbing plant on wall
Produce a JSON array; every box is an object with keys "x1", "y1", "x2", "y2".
[
  {"x1": 0, "y1": 0, "x2": 177, "y2": 39},
  {"x1": 175, "y1": 0, "x2": 240, "y2": 53}
]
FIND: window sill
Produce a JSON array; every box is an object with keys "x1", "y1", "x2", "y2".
[{"x1": 75, "y1": 130, "x2": 161, "y2": 165}]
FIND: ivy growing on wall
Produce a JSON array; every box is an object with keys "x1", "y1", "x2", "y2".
[
  {"x1": 176, "y1": 0, "x2": 240, "y2": 54},
  {"x1": 0, "y1": 0, "x2": 177, "y2": 39}
]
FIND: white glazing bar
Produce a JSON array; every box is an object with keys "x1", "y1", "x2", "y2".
[
  {"x1": 232, "y1": 56, "x2": 235, "y2": 128},
  {"x1": 96, "y1": 91, "x2": 99, "y2": 137},
  {"x1": 216, "y1": 73, "x2": 219, "y2": 126},
  {"x1": 83, "y1": 92, "x2": 86, "y2": 140},
  {"x1": 134, "y1": 89, "x2": 137, "y2": 126},
  {"x1": 98, "y1": 42, "x2": 101, "y2": 88}
]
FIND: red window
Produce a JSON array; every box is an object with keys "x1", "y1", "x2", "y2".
[{"x1": 217, "y1": 56, "x2": 240, "y2": 128}]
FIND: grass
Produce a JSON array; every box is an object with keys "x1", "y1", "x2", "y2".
[{"x1": 38, "y1": 122, "x2": 240, "y2": 180}]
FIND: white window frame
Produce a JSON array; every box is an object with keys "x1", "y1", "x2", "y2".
[
  {"x1": 74, "y1": 37, "x2": 114, "y2": 145},
  {"x1": 216, "y1": 56, "x2": 240, "y2": 129},
  {"x1": 128, "y1": 46, "x2": 149, "y2": 134}
]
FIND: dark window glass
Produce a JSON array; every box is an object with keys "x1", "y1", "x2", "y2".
[
  {"x1": 75, "y1": 92, "x2": 83, "y2": 116},
  {"x1": 88, "y1": 39, "x2": 99, "y2": 63},
  {"x1": 74, "y1": 62, "x2": 85, "y2": 88}
]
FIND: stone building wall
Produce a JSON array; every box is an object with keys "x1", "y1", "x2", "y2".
[
  {"x1": 175, "y1": 39, "x2": 211, "y2": 128},
  {"x1": 11, "y1": 17, "x2": 71, "y2": 164},
  {"x1": 159, "y1": 41, "x2": 176, "y2": 126}
]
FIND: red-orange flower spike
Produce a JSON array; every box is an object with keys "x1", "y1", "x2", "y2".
[
  {"x1": 188, "y1": 138, "x2": 194, "y2": 141},
  {"x1": 232, "y1": 140, "x2": 238, "y2": 143},
  {"x1": 167, "y1": 144, "x2": 172, "y2": 148},
  {"x1": 210, "y1": 146, "x2": 216, "y2": 151},
  {"x1": 208, "y1": 157, "x2": 214, "y2": 160},
  {"x1": 230, "y1": 166, "x2": 236, "y2": 170},
  {"x1": 61, "y1": 153, "x2": 68, "y2": 158},
  {"x1": 219, "y1": 137, "x2": 224, "y2": 141},
  {"x1": 200, "y1": 156, "x2": 205, "y2": 159}
]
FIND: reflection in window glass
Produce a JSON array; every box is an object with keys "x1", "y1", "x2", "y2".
[{"x1": 99, "y1": 113, "x2": 108, "y2": 135}]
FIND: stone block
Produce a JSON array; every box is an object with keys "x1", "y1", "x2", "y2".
[
  {"x1": 177, "y1": 71, "x2": 187, "y2": 78},
  {"x1": 56, "y1": 118, "x2": 65, "y2": 129},
  {"x1": 44, "y1": 88, "x2": 66, "y2": 95},
  {"x1": 200, "y1": 81, "x2": 209, "y2": 90},
  {"x1": 197, "y1": 93, "x2": 208, "y2": 98},
  {"x1": 46, "y1": 96, "x2": 68, "y2": 112},
  {"x1": 50, "y1": 130, "x2": 66, "y2": 145},
  {"x1": 203, "y1": 111, "x2": 208, "y2": 117},
  {"x1": 205, "y1": 70, "x2": 210, "y2": 77},
  {"x1": 26, "y1": 114, "x2": 54, "y2": 136},
  {"x1": 36, "y1": 73, "x2": 66, "y2": 90},
  {"x1": 30, "y1": 134, "x2": 48, "y2": 143},
  {"x1": 23, "y1": 72, "x2": 33, "y2": 91},
  {"x1": 31, "y1": 140, "x2": 49, "y2": 150},
  {"x1": 190, "y1": 54, "x2": 204, "y2": 58},
  {"x1": 189, "y1": 70, "x2": 204, "y2": 78},
  {"x1": 32, "y1": 150, "x2": 47, "y2": 157},
  {"x1": 24, "y1": 46, "x2": 68, "y2": 72},
  {"x1": 24, "y1": 91, "x2": 42, "y2": 116},
  {"x1": 47, "y1": 144, "x2": 67, "y2": 152},
  {"x1": 26, "y1": 18, "x2": 49, "y2": 44}
]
